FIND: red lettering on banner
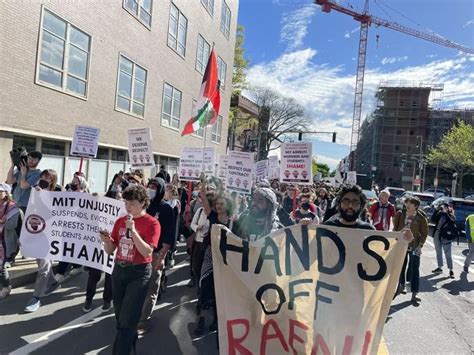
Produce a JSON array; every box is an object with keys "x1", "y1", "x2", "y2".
[
  {"x1": 361, "y1": 331, "x2": 372, "y2": 355},
  {"x1": 260, "y1": 319, "x2": 289, "y2": 355},
  {"x1": 342, "y1": 336, "x2": 354, "y2": 355},
  {"x1": 289, "y1": 319, "x2": 309, "y2": 355},
  {"x1": 227, "y1": 319, "x2": 252, "y2": 355},
  {"x1": 311, "y1": 334, "x2": 331, "y2": 355}
]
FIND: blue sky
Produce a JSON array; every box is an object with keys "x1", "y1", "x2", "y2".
[{"x1": 237, "y1": 0, "x2": 474, "y2": 169}]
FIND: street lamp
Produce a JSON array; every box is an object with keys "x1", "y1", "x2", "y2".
[{"x1": 416, "y1": 136, "x2": 423, "y2": 191}]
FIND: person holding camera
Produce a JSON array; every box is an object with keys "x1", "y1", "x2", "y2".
[
  {"x1": 432, "y1": 202, "x2": 456, "y2": 278},
  {"x1": 6, "y1": 149, "x2": 43, "y2": 213}
]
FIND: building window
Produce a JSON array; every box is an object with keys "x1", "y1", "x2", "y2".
[
  {"x1": 220, "y1": 1, "x2": 231, "y2": 39},
  {"x1": 96, "y1": 147, "x2": 110, "y2": 160},
  {"x1": 409, "y1": 130, "x2": 414, "y2": 135},
  {"x1": 111, "y1": 149, "x2": 127, "y2": 161},
  {"x1": 192, "y1": 99, "x2": 204, "y2": 137},
  {"x1": 196, "y1": 35, "x2": 211, "y2": 74},
  {"x1": 396, "y1": 129, "x2": 401, "y2": 135},
  {"x1": 12, "y1": 135, "x2": 37, "y2": 152},
  {"x1": 395, "y1": 145, "x2": 400, "y2": 151},
  {"x1": 211, "y1": 115, "x2": 223, "y2": 143},
  {"x1": 37, "y1": 8, "x2": 91, "y2": 98},
  {"x1": 116, "y1": 55, "x2": 147, "y2": 117},
  {"x1": 161, "y1": 83, "x2": 182, "y2": 129},
  {"x1": 123, "y1": 0, "x2": 153, "y2": 27},
  {"x1": 42, "y1": 139, "x2": 65, "y2": 156},
  {"x1": 201, "y1": 0, "x2": 214, "y2": 16},
  {"x1": 167, "y1": 3, "x2": 187, "y2": 57},
  {"x1": 217, "y1": 56, "x2": 227, "y2": 89}
]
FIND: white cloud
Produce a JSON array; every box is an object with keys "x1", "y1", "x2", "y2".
[
  {"x1": 344, "y1": 26, "x2": 360, "y2": 39},
  {"x1": 280, "y1": 4, "x2": 317, "y2": 51},
  {"x1": 381, "y1": 56, "x2": 408, "y2": 65},
  {"x1": 246, "y1": 50, "x2": 474, "y2": 148},
  {"x1": 462, "y1": 19, "x2": 474, "y2": 28}
]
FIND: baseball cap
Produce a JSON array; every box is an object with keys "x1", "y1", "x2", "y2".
[{"x1": 0, "y1": 183, "x2": 12, "y2": 193}]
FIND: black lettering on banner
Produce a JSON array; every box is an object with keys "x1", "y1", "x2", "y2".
[
  {"x1": 254, "y1": 237, "x2": 282, "y2": 276},
  {"x1": 285, "y1": 227, "x2": 309, "y2": 275},
  {"x1": 92, "y1": 248, "x2": 104, "y2": 264},
  {"x1": 316, "y1": 228, "x2": 345, "y2": 275},
  {"x1": 107, "y1": 253, "x2": 114, "y2": 268},
  {"x1": 357, "y1": 235, "x2": 389, "y2": 281},
  {"x1": 77, "y1": 245, "x2": 89, "y2": 260},
  {"x1": 63, "y1": 242, "x2": 75, "y2": 257},
  {"x1": 314, "y1": 281, "x2": 340, "y2": 320},
  {"x1": 255, "y1": 283, "x2": 286, "y2": 315},
  {"x1": 50, "y1": 240, "x2": 59, "y2": 255},
  {"x1": 289, "y1": 278, "x2": 313, "y2": 310},
  {"x1": 219, "y1": 229, "x2": 249, "y2": 272}
]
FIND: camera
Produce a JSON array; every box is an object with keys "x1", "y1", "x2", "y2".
[{"x1": 10, "y1": 147, "x2": 28, "y2": 168}]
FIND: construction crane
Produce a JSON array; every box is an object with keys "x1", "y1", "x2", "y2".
[{"x1": 314, "y1": 0, "x2": 474, "y2": 169}]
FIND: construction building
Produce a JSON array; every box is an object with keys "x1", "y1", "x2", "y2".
[
  {"x1": 356, "y1": 82, "x2": 474, "y2": 190},
  {"x1": 0, "y1": 0, "x2": 238, "y2": 192}
]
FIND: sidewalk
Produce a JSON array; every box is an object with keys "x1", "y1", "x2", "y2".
[{"x1": 7, "y1": 255, "x2": 58, "y2": 288}]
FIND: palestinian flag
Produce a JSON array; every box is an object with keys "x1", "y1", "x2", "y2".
[{"x1": 181, "y1": 49, "x2": 221, "y2": 136}]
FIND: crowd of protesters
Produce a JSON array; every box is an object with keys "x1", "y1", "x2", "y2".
[{"x1": 1, "y1": 151, "x2": 473, "y2": 354}]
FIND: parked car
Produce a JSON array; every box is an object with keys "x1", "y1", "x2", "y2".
[
  {"x1": 362, "y1": 189, "x2": 378, "y2": 207},
  {"x1": 396, "y1": 191, "x2": 435, "y2": 210},
  {"x1": 385, "y1": 187, "x2": 405, "y2": 204},
  {"x1": 465, "y1": 195, "x2": 474, "y2": 201},
  {"x1": 423, "y1": 198, "x2": 474, "y2": 237},
  {"x1": 422, "y1": 196, "x2": 452, "y2": 221},
  {"x1": 423, "y1": 187, "x2": 448, "y2": 199}
]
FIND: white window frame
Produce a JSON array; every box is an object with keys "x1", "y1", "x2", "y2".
[
  {"x1": 201, "y1": 0, "x2": 214, "y2": 16},
  {"x1": 115, "y1": 54, "x2": 148, "y2": 118},
  {"x1": 195, "y1": 34, "x2": 211, "y2": 74},
  {"x1": 122, "y1": 0, "x2": 153, "y2": 29},
  {"x1": 161, "y1": 82, "x2": 183, "y2": 130},
  {"x1": 35, "y1": 6, "x2": 92, "y2": 100},
  {"x1": 211, "y1": 115, "x2": 223, "y2": 144},
  {"x1": 191, "y1": 99, "x2": 204, "y2": 138},
  {"x1": 167, "y1": 3, "x2": 188, "y2": 57},
  {"x1": 220, "y1": 0, "x2": 231, "y2": 39},
  {"x1": 217, "y1": 56, "x2": 227, "y2": 90}
]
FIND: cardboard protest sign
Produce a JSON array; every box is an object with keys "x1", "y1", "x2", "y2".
[
  {"x1": 280, "y1": 142, "x2": 312, "y2": 184},
  {"x1": 127, "y1": 128, "x2": 153, "y2": 167},
  {"x1": 346, "y1": 171, "x2": 357, "y2": 185},
  {"x1": 268, "y1": 156, "x2": 280, "y2": 181},
  {"x1": 20, "y1": 190, "x2": 126, "y2": 274},
  {"x1": 255, "y1": 160, "x2": 269, "y2": 182},
  {"x1": 178, "y1": 148, "x2": 204, "y2": 181},
  {"x1": 71, "y1": 125, "x2": 100, "y2": 158},
  {"x1": 226, "y1": 151, "x2": 255, "y2": 195},
  {"x1": 204, "y1": 147, "x2": 216, "y2": 175},
  {"x1": 218, "y1": 155, "x2": 229, "y2": 180},
  {"x1": 211, "y1": 224, "x2": 407, "y2": 354}
]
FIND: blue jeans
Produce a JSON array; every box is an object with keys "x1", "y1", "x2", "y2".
[
  {"x1": 399, "y1": 251, "x2": 420, "y2": 294},
  {"x1": 112, "y1": 263, "x2": 152, "y2": 355},
  {"x1": 434, "y1": 234, "x2": 453, "y2": 270}
]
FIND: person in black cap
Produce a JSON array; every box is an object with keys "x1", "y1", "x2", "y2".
[
  {"x1": 6, "y1": 150, "x2": 42, "y2": 213},
  {"x1": 156, "y1": 165, "x2": 170, "y2": 183}
]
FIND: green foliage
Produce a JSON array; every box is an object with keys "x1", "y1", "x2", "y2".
[
  {"x1": 232, "y1": 25, "x2": 248, "y2": 96},
  {"x1": 312, "y1": 159, "x2": 330, "y2": 177}
]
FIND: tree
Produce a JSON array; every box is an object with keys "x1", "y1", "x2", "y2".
[
  {"x1": 427, "y1": 121, "x2": 474, "y2": 196},
  {"x1": 252, "y1": 87, "x2": 312, "y2": 160},
  {"x1": 312, "y1": 159, "x2": 330, "y2": 178},
  {"x1": 232, "y1": 25, "x2": 248, "y2": 97}
]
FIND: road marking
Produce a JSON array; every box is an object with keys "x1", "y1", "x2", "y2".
[{"x1": 425, "y1": 240, "x2": 472, "y2": 272}]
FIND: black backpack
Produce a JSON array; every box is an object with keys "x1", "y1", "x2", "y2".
[{"x1": 440, "y1": 214, "x2": 458, "y2": 241}]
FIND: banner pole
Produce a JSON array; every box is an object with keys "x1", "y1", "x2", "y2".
[
  {"x1": 186, "y1": 180, "x2": 193, "y2": 226},
  {"x1": 292, "y1": 185, "x2": 297, "y2": 217},
  {"x1": 78, "y1": 157, "x2": 84, "y2": 174}
]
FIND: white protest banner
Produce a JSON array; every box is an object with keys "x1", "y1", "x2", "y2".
[
  {"x1": 313, "y1": 172, "x2": 322, "y2": 184},
  {"x1": 226, "y1": 151, "x2": 255, "y2": 195},
  {"x1": 268, "y1": 156, "x2": 280, "y2": 180},
  {"x1": 280, "y1": 142, "x2": 312, "y2": 184},
  {"x1": 127, "y1": 128, "x2": 154, "y2": 168},
  {"x1": 255, "y1": 160, "x2": 269, "y2": 182},
  {"x1": 218, "y1": 155, "x2": 229, "y2": 180},
  {"x1": 70, "y1": 125, "x2": 100, "y2": 158},
  {"x1": 212, "y1": 224, "x2": 407, "y2": 355},
  {"x1": 203, "y1": 147, "x2": 216, "y2": 175},
  {"x1": 179, "y1": 148, "x2": 203, "y2": 181},
  {"x1": 20, "y1": 190, "x2": 126, "y2": 274},
  {"x1": 346, "y1": 171, "x2": 357, "y2": 185}
]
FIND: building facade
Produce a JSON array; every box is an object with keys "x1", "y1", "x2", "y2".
[{"x1": 0, "y1": 0, "x2": 238, "y2": 192}]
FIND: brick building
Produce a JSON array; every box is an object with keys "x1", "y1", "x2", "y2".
[{"x1": 0, "y1": 0, "x2": 238, "y2": 192}]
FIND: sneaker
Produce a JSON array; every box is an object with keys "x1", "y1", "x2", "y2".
[
  {"x1": 69, "y1": 267, "x2": 83, "y2": 276},
  {"x1": 54, "y1": 274, "x2": 66, "y2": 284},
  {"x1": 102, "y1": 301, "x2": 112, "y2": 312},
  {"x1": 464, "y1": 265, "x2": 469, "y2": 273},
  {"x1": 137, "y1": 324, "x2": 150, "y2": 336},
  {"x1": 449, "y1": 270, "x2": 455, "y2": 279},
  {"x1": 432, "y1": 267, "x2": 443, "y2": 274},
  {"x1": 44, "y1": 281, "x2": 60, "y2": 296},
  {"x1": 83, "y1": 299, "x2": 93, "y2": 313},
  {"x1": 0, "y1": 285, "x2": 12, "y2": 299},
  {"x1": 24, "y1": 297, "x2": 41, "y2": 313},
  {"x1": 194, "y1": 317, "x2": 205, "y2": 336}
]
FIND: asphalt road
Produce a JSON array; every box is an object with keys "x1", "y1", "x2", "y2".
[{"x1": 1, "y1": 238, "x2": 472, "y2": 355}]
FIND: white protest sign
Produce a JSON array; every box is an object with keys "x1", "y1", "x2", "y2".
[
  {"x1": 346, "y1": 171, "x2": 357, "y2": 185},
  {"x1": 226, "y1": 151, "x2": 255, "y2": 195},
  {"x1": 179, "y1": 148, "x2": 203, "y2": 181},
  {"x1": 20, "y1": 190, "x2": 126, "y2": 274},
  {"x1": 255, "y1": 160, "x2": 269, "y2": 182},
  {"x1": 127, "y1": 128, "x2": 153, "y2": 168},
  {"x1": 70, "y1": 125, "x2": 100, "y2": 158},
  {"x1": 268, "y1": 156, "x2": 280, "y2": 180},
  {"x1": 203, "y1": 147, "x2": 216, "y2": 175},
  {"x1": 218, "y1": 155, "x2": 229, "y2": 180},
  {"x1": 280, "y1": 142, "x2": 312, "y2": 184},
  {"x1": 313, "y1": 172, "x2": 323, "y2": 183}
]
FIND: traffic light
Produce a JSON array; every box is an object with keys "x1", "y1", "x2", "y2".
[
  {"x1": 332, "y1": 132, "x2": 337, "y2": 143},
  {"x1": 298, "y1": 132, "x2": 303, "y2": 141}
]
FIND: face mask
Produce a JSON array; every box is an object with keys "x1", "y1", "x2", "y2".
[
  {"x1": 302, "y1": 202, "x2": 310, "y2": 210},
  {"x1": 147, "y1": 189, "x2": 157, "y2": 200},
  {"x1": 70, "y1": 184, "x2": 79, "y2": 191},
  {"x1": 38, "y1": 180, "x2": 50, "y2": 189}
]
